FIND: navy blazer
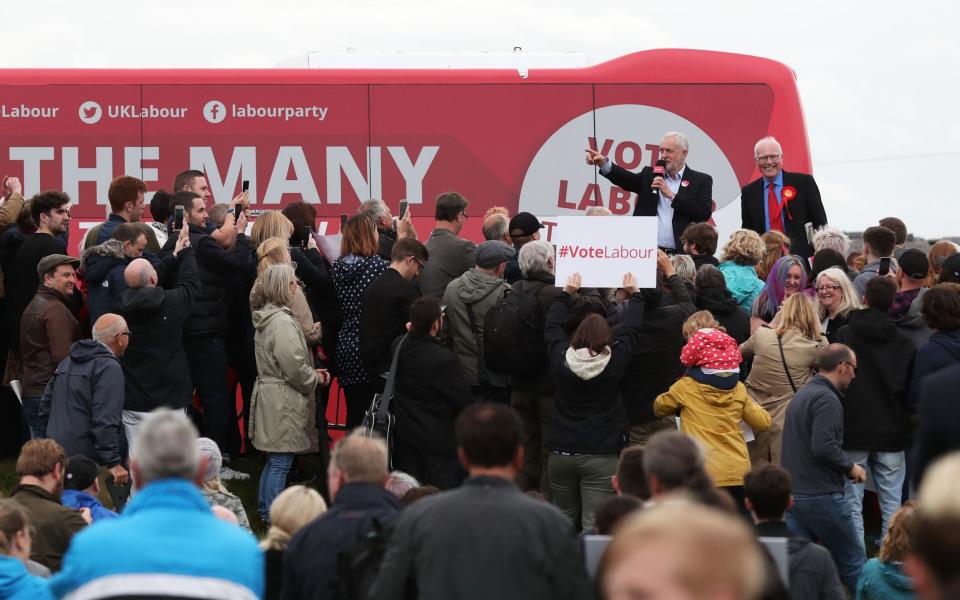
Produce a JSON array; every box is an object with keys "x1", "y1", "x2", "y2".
[
  {"x1": 600, "y1": 162, "x2": 713, "y2": 250},
  {"x1": 740, "y1": 170, "x2": 827, "y2": 260}
]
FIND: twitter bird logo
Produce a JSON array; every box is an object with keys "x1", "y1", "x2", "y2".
[{"x1": 78, "y1": 101, "x2": 102, "y2": 124}]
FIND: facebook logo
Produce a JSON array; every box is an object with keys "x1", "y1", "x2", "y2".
[{"x1": 203, "y1": 100, "x2": 227, "y2": 124}]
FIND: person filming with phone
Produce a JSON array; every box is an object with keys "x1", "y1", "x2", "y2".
[{"x1": 159, "y1": 191, "x2": 253, "y2": 481}]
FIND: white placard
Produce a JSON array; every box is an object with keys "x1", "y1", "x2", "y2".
[{"x1": 553, "y1": 216, "x2": 658, "y2": 288}]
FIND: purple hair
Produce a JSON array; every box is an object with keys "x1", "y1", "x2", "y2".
[{"x1": 760, "y1": 255, "x2": 809, "y2": 317}]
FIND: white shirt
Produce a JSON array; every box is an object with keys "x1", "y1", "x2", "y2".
[{"x1": 600, "y1": 160, "x2": 685, "y2": 249}]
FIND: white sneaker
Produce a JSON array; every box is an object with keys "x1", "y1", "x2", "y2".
[{"x1": 219, "y1": 466, "x2": 250, "y2": 481}]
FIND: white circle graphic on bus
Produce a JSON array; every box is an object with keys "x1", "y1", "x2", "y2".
[
  {"x1": 203, "y1": 100, "x2": 227, "y2": 124},
  {"x1": 78, "y1": 101, "x2": 102, "y2": 125},
  {"x1": 518, "y1": 104, "x2": 741, "y2": 245}
]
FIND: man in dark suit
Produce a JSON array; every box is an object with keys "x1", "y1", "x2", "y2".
[
  {"x1": 586, "y1": 131, "x2": 713, "y2": 252},
  {"x1": 741, "y1": 136, "x2": 827, "y2": 260}
]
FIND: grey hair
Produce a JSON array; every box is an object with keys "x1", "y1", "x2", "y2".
[
  {"x1": 813, "y1": 225, "x2": 851, "y2": 256},
  {"x1": 671, "y1": 254, "x2": 696, "y2": 285},
  {"x1": 482, "y1": 213, "x2": 509, "y2": 241},
  {"x1": 358, "y1": 199, "x2": 389, "y2": 223},
  {"x1": 196, "y1": 437, "x2": 223, "y2": 484},
  {"x1": 585, "y1": 206, "x2": 612, "y2": 216},
  {"x1": 131, "y1": 409, "x2": 201, "y2": 485},
  {"x1": 518, "y1": 240, "x2": 554, "y2": 276},
  {"x1": 261, "y1": 264, "x2": 297, "y2": 307},
  {"x1": 663, "y1": 131, "x2": 689, "y2": 151},
  {"x1": 753, "y1": 136, "x2": 783, "y2": 157},
  {"x1": 92, "y1": 315, "x2": 127, "y2": 342},
  {"x1": 384, "y1": 471, "x2": 420, "y2": 498}
]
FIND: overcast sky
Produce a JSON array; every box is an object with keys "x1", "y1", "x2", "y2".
[{"x1": 4, "y1": 0, "x2": 957, "y2": 238}]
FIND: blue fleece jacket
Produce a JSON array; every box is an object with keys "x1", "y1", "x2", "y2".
[{"x1": 0, "y1": 556, "x2": 53, "y2": 600}]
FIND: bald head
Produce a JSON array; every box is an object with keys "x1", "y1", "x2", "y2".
[
  {"x1": 93, "y1": 314, "x2": 127, "y2": 342},
  {"x1": 124, "y1": 258, "x2": 157, "y2": 289},
  {"x1": 93, "y1": 313, "x2": 129, "y2": 358}
]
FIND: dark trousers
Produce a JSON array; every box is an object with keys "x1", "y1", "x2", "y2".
[
  {"x1": 511, "y1": 386, "x2": 553, "y2": 498},
  {"x1": 392, "y1": 442, "x2": 465, "y2": 491},
  {"x1": 470, "y1": 383, "x2": 511, "y2": 404},
  {"x1": 184, "y1": 336, "x2": 230, "y2": 455},
  {"x1": 343, "y1": 379, "x2": 384, "y2": 430}
]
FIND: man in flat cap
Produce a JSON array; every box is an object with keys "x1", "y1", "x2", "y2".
[
  {"x1": 19, "y1": 255, "x2": 83, "y2": 438},
  {"x1": 442, "y1": 241, "x2": 516, "y2": 403}
]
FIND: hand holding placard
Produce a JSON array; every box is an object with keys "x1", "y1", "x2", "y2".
[{"x1": 564, "y1": 273, "x2": 582, "y2": 294}]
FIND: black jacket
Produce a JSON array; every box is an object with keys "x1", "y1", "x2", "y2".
[
  {"x1": 618, "y1": 275, "x2": 697, "y2": 425},
  {"x1": 290, "y1": 246, "x2": 338, "y2": 368},
  {"x1": 823, "y1": 312, "x2": 851, "y2": 344},
  {"x1": 391, "y1": 332, "x2": 473, "y2": 456},
  {"x1": 5, "y1": 232, "x2": 68, "y2": 351},
  {"x1": 911, "y1": 364, "x2": 960, "y2": 487},
  {"x1": 782, "y1": 376, "x2": 854, "y2": 495},
  {"x1": 359, "y1": 268, "x2": 420, "y2": 376},
  {"x1": 160, "y1": 225, "x2": 251, "y2": 338},
  {"x1": 694, "y1": 286, "x2": 750, "y2": 345},
  {"x1": 692, "y1": 254, "x2": 720, "y2": 270},
  {"x1": 44, "y1": 340, "x2": 125, "y2": 467},
  {"x1": 835, "y1": 309, "x2": 915, "y2": 452},
  {"x1": 546, "y1": 292, "x2": 644, "y2": 455},
  {"x1": 282, "y1": 483, "x2": 399, "y2": 600},
  {"x1": 115, "y1": 249, "x2": 201, "y2": 412},
  {"x1": 601, "y1": 162, "x2": 713, "y2": 250},
  {"x1": 369, "y1": 476, "x2": 593, "y2": 600},
  {"x1": 741, "y1": 171, "x2": 827, "y2": 260},
  {"x1": 755, "y1": 521, "x2": 845, "y2": 600}
]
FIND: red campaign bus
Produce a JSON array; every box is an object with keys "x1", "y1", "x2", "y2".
[{"x1": 0, "y1": 48, "x2": 811, "y2": 250}]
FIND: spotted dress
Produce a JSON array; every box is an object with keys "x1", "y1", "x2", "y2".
[{"x1": 331, "y1": 254, "x2": 390, "y2": 386}]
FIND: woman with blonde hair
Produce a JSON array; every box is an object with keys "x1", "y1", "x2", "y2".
[
  {"x1": 757, "y1": 230, "x2": 792, "y2": 281},
  {"x1": 740, "y1": 293, "x2": 827, "y2": 466},
  {"x1": 0, "y1": 500, "x2": 53, "y2": 598},
  {"x1": 250, "y1": 237, "x2": 321, "y2": 345},
  {"x1": 855, "y1": 502, "x2": 916, "y2": 599},
  {"x1": 250, "y1": 264, "x2": 330, "y2": 522},
  {"x1": 719, "y1": 229, "x2": 766, "y2": 312},
  {"x1": 815, "y1": 267, "x2": 862, "y2": 342},
  {"x1": 250, "y1": 211, "x2": 294, "y2": 248},
  {"x1": 261, "y1": 485, "x2": 327, "y2": 600}
]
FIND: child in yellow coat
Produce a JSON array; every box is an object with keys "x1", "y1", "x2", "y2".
[{"x1": 654, "y1": 312, "x2": 772, "y2": 498}]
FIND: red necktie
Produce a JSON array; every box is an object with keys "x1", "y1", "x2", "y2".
[{"x1": 767, "y1": 182, "x2": 784, "y2": 233}]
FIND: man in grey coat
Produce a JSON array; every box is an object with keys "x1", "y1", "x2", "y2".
[
  {"x1": 44, "y1": 314, "x2": 130, "y2": 486},
  {"x1": 418, "y1": 192, "x2": 476, "y2": 299},
  {"x1": 369, "y1": 403, "x2": 593, "y2": 600},
  {"x1": 442, "y1": 241, "x2": 514, "y2": 403}
]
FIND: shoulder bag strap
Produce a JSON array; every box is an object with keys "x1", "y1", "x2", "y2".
[
  {"x1": 377, "y1": 334, "x2": 407, "y2": 419},
  {"x1": 776, "y1": 334, "x2": 799, "y2": 394},
  {"x1": 465, "y1": 302, "x2": 490, "y2": 384}
]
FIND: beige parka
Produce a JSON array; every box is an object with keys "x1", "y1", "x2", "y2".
[{"x1": 249, "y1": 303, "x2": 319, "y2": 453}]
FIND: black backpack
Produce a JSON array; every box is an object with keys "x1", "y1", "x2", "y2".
[
  {"x1": 483, "y1": 281, "x2": 551, "y2": 377},
  {"x1": 337, "y1": 518, "x2": 393, "y2": 600}
]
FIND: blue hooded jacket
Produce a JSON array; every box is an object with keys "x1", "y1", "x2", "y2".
[
  {"x1": 61, "y1": 489, "x2": 118, "y2": 522},
  {"x1": 855, "y1": 558, "x2": 915, "y2": 600},
  {"x1": 0, "y1": 556, "x2": 53, "y2": 600},
  {"x1": 50, "y1": 479, "x2": 263, "y2": 599}
]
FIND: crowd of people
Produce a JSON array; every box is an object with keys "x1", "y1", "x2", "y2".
[{"x1": 0, "y1": 127, "x2": 960, "y2": 600}]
